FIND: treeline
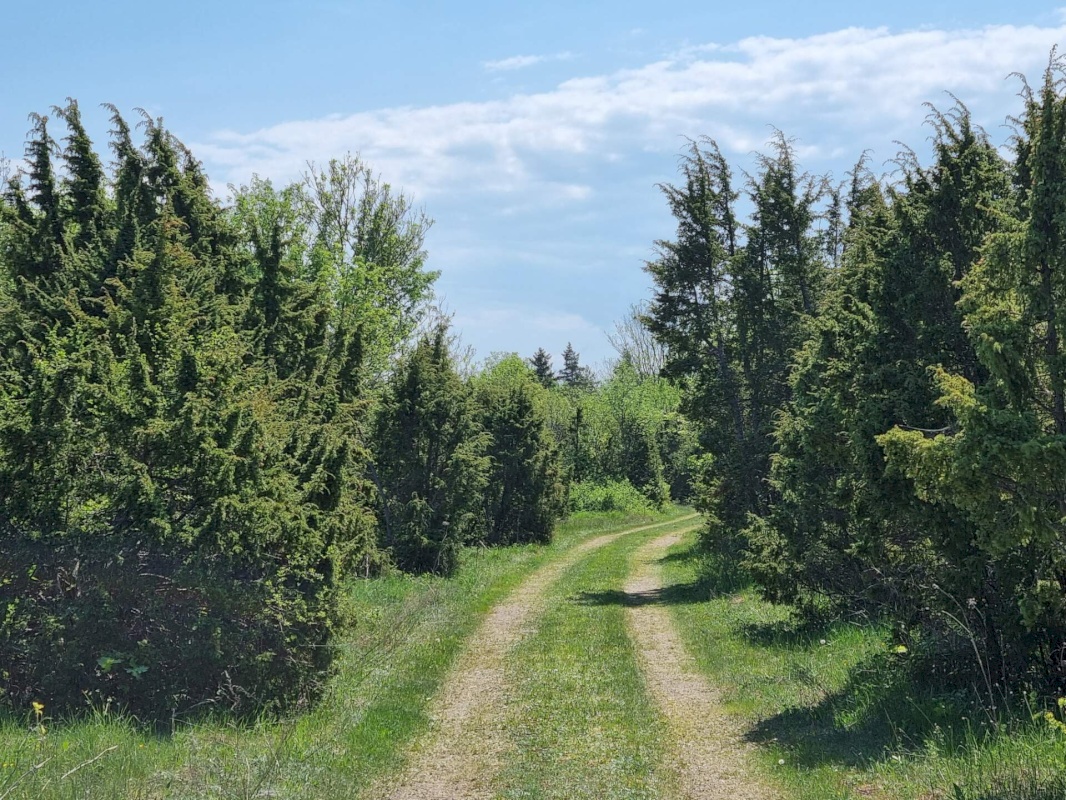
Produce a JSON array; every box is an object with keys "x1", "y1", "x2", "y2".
[
  {"x1": 528, "y1": 338, "x2": 697, "y2": 512},
  {"x1": 0, "y1": 102, "x2": 568, "y2": 718},
  {"x1": 645, "y1": 61, "x2": 1066, "y2": 693}
]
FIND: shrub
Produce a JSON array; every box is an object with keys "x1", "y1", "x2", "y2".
[{"x1": 569, "y1": 479, "x2": 655, "y2": 514}]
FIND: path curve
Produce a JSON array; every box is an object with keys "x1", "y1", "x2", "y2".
[
  {"x1": 379, "y1": 513, "x2": 699, "y2": 800},
  {"x1": 625, "y1": 531, "x2": 780, "y2": 800}
]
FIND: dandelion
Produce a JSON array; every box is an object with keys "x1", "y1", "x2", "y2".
[{"x1": 778, "y1": 758, "x2": 785, "y2": 765}]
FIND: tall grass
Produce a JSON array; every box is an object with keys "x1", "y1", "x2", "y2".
[{"x1": 659, "y1": 533, "x2": 1066, "y2": 800}]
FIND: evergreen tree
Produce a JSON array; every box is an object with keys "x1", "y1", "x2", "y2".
[
  {"x1": 644, "y1": 138, "x2": 751, "y2": 532},
  {"x1": 746, "y1": 106, "x2": 1009, "y2": 635},
  {"x1": 0, "y1": 107, "x2": 380, "y2": 719},
  {"x1": 558, "y1": 341, "x2": 594, "y2": 389},
  {"x1": 880, "y1": 71, "x2": 1066, "y2": 681},
  {"x1": 529, "y1": 347, "x2": 555, "y2": 388},
  {"x1": 370, "y1": 325, "x2": 490, "y2": 574},
  {"x1": 646, "y1": 135, "x2": 830, "y2": 542},
  {"x1": 474, "y1": 355, "x2": 566, "y2": 544}
]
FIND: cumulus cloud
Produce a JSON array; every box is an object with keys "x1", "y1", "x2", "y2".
[
  {"x1": 195, "y1": 21, "x2": 1066, "y2": 202},
  {"x1": 188, "y1": 19, "x2": 1066, "y2": 363}
]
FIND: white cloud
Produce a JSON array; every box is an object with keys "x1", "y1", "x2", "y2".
[
  {"x1": 189, "y1": 18, "x2": 1066, "y2": 364},
  {"x1": 196, "y1": 20, "x2": 1066, "y2": 203},
  {"x1": 483, "y1": 52, "x2": 575, "y2": 72}
]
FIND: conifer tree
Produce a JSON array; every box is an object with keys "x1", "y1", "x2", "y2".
[
  {"x1": 371, "y1": 325, "x2": 490, "y2": 574},
  {"x1": 558, "y1": 341, "x2": 594, "y2": 389},
  {"x1": 880, "y1": 70, "x2": 1066, "y2": 678},
  {"x1": 644, "y1": 138, "x2": 750, "y2": 529},
  {"x1": 749, "y1": 106, "x2": 1008, "y2": 621},
  {"x1": 474, "y1": 355, "x2": 566, "y2": 543},
  {"x1": 529, "y1": 347, "x2": 555, "y2": 388},
  {"x1": 0, "y1": 106, "x2": 380, "y2": 718}
]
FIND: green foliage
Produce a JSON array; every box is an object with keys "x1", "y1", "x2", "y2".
[
  {"x1": 0, "y1": 106, "x2": 421, "y2": 720},
  {"x1": 646, "y1": 59, "x2": 1066, "y2": 696},
  {"x1": 529, "y1": 347, "x2": 555, "y2": 388},
  {"x1": 645, "y1": 135, "x2": 827, "y2": 537},
  {"x1": 537, "y1": 355, "x2": 684, "y2": 507},
  {"x1": 747, "y1": 106, "x2": 1010, "y2": 624},
  {"x1": 877, "y1": 69, "x2": 1066, "y2": 682},
  {"x1": 472, "y1": 354, "x2": 567, "y2": 545},
  {"x1": 569, "y1": 480, "x2": 656, "y2": 514},
  {"x1": 371, "y1": 326, "x2": 490, "y2": 574},
  {"x1": 557, "y1": 341, "x2": 595, "y2": 390}
]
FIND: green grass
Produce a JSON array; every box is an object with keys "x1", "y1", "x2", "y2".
[
  {"x1": 495, "y1": 515, "x2": 700, "y2": 799},
  {"x1": 659, "y1": 531, "x2": 1066, "y2": 800},
  {"x1": 0, "y1": 507, "x2": 688, "y2": 800}
]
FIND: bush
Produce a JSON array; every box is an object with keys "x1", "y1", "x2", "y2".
[
  {"x1": 569, "y1": 480, "x2": 655, "y2": 514},
  {"x1": 473, "y1": 354, "x2": 567, "y2": 545},
  {"x1": 0, "y1": 536, "x2": 336, "y2": 719},
  {"x1": 371, "y1": 327, "x2": 490, "y2": 574},
  {"x1": 0, "y1": 105, "x2": 385, "y2": 720}
]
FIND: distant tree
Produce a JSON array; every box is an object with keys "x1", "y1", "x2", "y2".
[
  {"x1": 607, "y1": 302, "x2": 667, "y2": 379},
  {"x1": 529, "y1": 347, "x2": 555, "y2": 388},
  {"x1": 558, "y1": 341, "x2": 595, "y2": 389}
]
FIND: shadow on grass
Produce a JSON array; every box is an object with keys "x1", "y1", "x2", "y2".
[
  {"x1": 743, "y1": 646, "x2": 995, "y2": 772},
  {"x1": 739, "y1": 615, "x2": 837, "y2": 648},
  {"x1": 578, "y1": 533, "x2": 1017, "y2": 779},
  {"x1": 656, "y1": 549, "x2": 698, "y2": 565},
  {"x1": 573, "y1": 581, "x2": 707, "y2": 607}
]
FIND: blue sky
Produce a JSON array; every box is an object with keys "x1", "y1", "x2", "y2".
[{"x1": 3, "y1": 2, "x2": 1066, "y2": 370}]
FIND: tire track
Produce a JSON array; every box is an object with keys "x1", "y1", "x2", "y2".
[
  {"x1": 378, "y1": 513, "x2": 699, "y2": 800},
  {"x1": 624, "y1": 531, "x2": 780, "y2": 800}
]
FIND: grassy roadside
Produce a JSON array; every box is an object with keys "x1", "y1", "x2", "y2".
[
  {"x1": 659, "y1": 530, "x2": 1066, "y2": 800},
  {"x1": 495, "y1": 514, "x2": 701, "y2": 800},
  {"x1": 0, "y1": 507, "x2": 688, "y2": 800}
]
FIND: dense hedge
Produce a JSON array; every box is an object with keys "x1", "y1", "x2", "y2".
[
  {"x1": 645, "y1": 61, "x2": 1066, "y2": 692},
  {"x1": 0, "y1": 105, "x2": 390, "y2": 717}
]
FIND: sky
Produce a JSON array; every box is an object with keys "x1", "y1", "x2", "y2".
[{"x1": 3, "y1": 1, "x2": 1066, "y2": 371}]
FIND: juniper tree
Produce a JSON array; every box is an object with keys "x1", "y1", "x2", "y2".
[
  {"x1": 0, "y1": 107, "x2": 380, "y2": 718},
  {"x1": 371, "y1": 325, "x2": 490, "y2": 574},
  {"x1": 748, "y1": 107, "x2": 1009, "y2": 625},
  {"x1": 644, "y1": 138, "x2": 750, "y2": 529},
  {"x1": 880, "y1": 69, "x2": 1066, "y2": 681},
  {"x1": 474, "y1": 354, "x2": 566, "y2": 544}
]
